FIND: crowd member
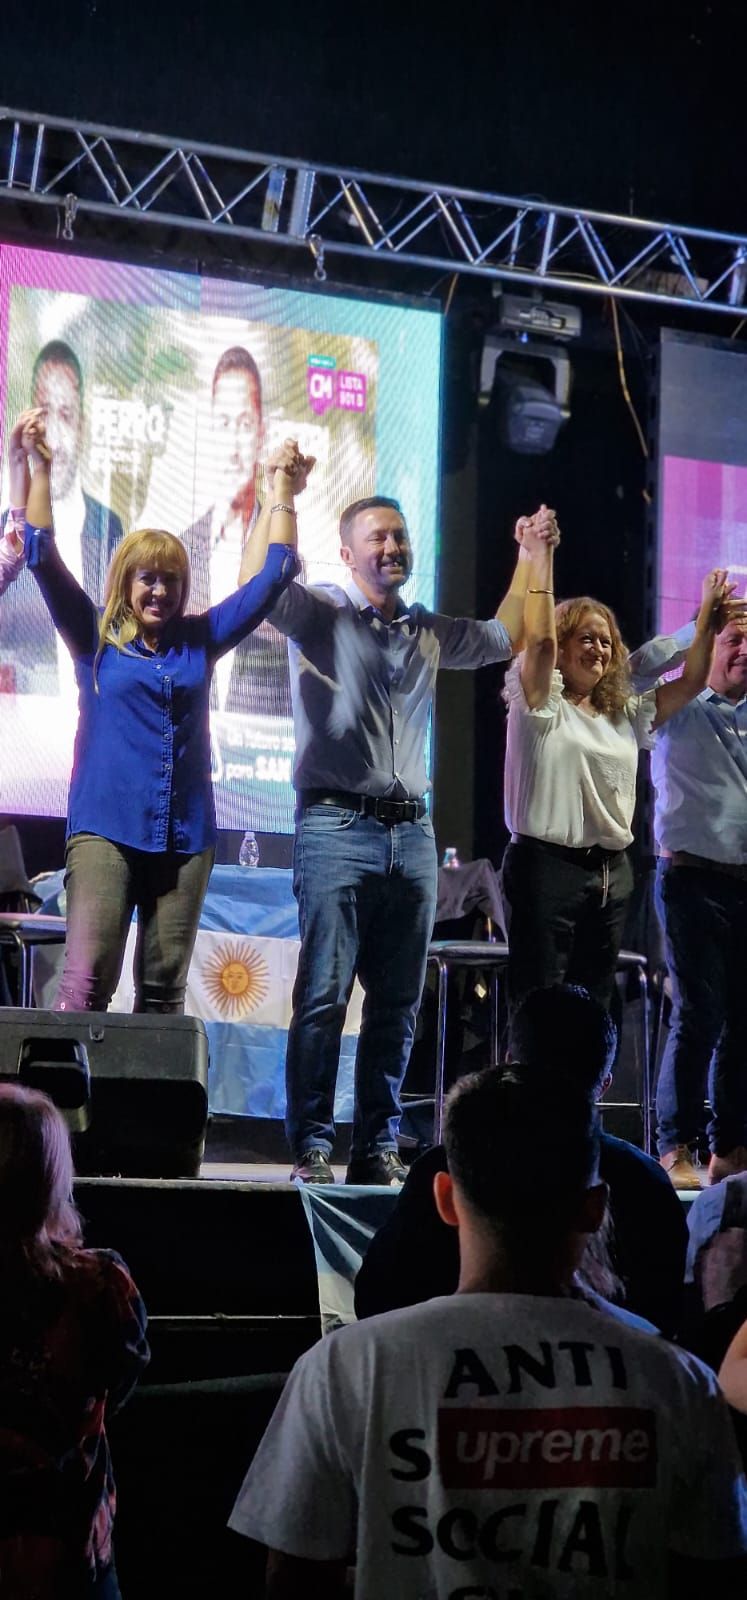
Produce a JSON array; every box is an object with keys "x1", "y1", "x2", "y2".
[
  {"x1": 229, "y1": 1064, "x2": 747, "y2": 1598},
  {"x1": 355, "y1": 984, "x2": 688, "y2": 1335},
  {"x1": 16, "y1": 410, "x2": 299, "y2": 1012},
  {"x1": 238, "y1": 467, "x2": 557, "y2": 1184},
  {"x1": 685, "y1": 1170, "x2": 747, "y2": 1320},
  {"x1": 721, "y1": 1318, "x2": 747, "y2": 1417},
  {"x1": 1, "y1": 342, "x2": 123, "y2": 694},
  {"x1": 0, "y1": 1083, "x2": 149, "y2": 1598},
  {"x1": 502, "y1": 513, "x2": 731, "y2": 1018},
  {"x1": 629, "y1": 613, "x2": 747, "y2": 1189}
]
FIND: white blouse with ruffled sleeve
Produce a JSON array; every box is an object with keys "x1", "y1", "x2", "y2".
[{"x1": 504, "y1": 657, "x2": 658, "y2": 850}]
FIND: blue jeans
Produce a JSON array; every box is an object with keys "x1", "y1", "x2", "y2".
[
  {"x1": 655, "y1": 860, "x2": 747, "y2": 1155},
  {"x1": 285, "y1": 804, "x2": 438, "y2": 1161}
]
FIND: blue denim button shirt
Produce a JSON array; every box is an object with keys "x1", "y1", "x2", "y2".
[{"x1": 27, "y1": 528, "x2": 297, "y2": 852}]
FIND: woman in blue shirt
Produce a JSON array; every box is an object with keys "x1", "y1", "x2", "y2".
[{"x1": 15, "y1": 411, "x2": 300, "y2": 1014}]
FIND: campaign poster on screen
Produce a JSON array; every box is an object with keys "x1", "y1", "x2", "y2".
[
  {"x1": 0, "y1": 246, "x2": 442, "y2": 830},
  {"x1": 656, "y1": 328, "x2": 747, "y2": 634}
]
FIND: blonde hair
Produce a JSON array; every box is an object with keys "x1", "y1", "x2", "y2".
[
  {"x1": 555, "y1": 596, "x2": 631, "y2": 717},
  {"x1": 0, "y1": 1084, "x2": 82, "y2": 1282},
  {"x1": 94, "y1": 528, "x2": 190, "y2": 685}
]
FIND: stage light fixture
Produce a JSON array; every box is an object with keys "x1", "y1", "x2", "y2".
[{"x1": 480, "y1": 334, "x2": 572, "y2": 455}]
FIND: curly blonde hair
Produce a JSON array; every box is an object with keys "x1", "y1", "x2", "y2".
[
  {"x1": 94, "y1": 528, "x2": 190, "y2": 686},
  {"x1": 555, "y1": 596, "x2": 631, "y2": 717}
]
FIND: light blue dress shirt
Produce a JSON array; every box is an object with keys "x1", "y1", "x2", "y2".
[
  {"x1": 630, "y1": 621, "x2": 747, "y2": 863},
  {"x1": 270, "y1": 578, "x2": 513, "y2": 798}
]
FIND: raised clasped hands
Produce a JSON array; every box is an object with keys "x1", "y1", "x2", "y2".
[
  {"x1": 266, "y1": 437, "x2": 316, "y2": 496},
  {"x1": 12, "y1": 407, "x2": 52, "y2": 468},
  {"x1": 713, "y1": 581, "x2": 747, "y2": 634},
  {"x1": 699, "y1": 567, "x2": 735, "y2": 628},
  {"x1": 515, "y1": 503, "x2": 560, "y2": 557}
]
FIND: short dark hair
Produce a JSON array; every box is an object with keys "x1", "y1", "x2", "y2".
[
  {"x1": 510, "y1": 984, "x2": 617, "y2": 1096},
  {"x1": 443, "y1": 1064, "x2": 600, "y2": 1243},
  {"x1": 339, "y1": 495, "x2": 406, "y2": 546},
  {"x1": 31, "y1": 339, "x2": 83, "y2": 401},
  {"x1": 211, "y1": 345, "x2": 262, "y2": 409}
]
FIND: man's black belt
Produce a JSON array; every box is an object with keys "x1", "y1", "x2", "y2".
[{"x1": 300, "y1": 789, "x2": 426, "y2": 823}]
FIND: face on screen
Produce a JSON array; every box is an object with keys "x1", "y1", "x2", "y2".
[
  {"x1": 32, "y1": 360, "x2": 83, "y2": 500},
  {"x1": 211, "y1": 369, "x2": 262, "y2": 511}
]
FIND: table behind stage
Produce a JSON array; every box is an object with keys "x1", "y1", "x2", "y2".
[
  {"x1": 33, "y1": 866, "x2": 363, "y2": 1122},
  {"x1": 33, "y1": 858, "x2": 504, "y2": 1124}
]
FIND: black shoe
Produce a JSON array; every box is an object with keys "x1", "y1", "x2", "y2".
[
  {"x1": 290, "y1": 1149, "x2": 335, "y2": 1184},
  {"x1": 346, "y1": 1150, "x2": 407, "y2": 1186}
]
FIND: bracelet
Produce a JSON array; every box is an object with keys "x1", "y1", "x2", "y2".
[
  {"x1": 9, "y1": 506, "x2": 26, "y2": 521},
  {"x1": 270, "y1": 502, "x2": 296, "y2": 516},
  {"x1": 528, "y1": 587, "x2": 554, "y2": 594}
]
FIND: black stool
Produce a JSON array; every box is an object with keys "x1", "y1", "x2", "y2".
[
  {"x1": 0, "y1": 913, "x2": 67, "y2": 1007},
  {"x1": 424, "y1": 942, "x2": 652, "y2": 1152},
  {"x1": 426, "y1": 940, "x2": 508, "y2": 1141}
]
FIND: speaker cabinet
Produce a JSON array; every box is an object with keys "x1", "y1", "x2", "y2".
[{"x1": 0, "y1": 1008, "x2": 209, "y2": 1177}]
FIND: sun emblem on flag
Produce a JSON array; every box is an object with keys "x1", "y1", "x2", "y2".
[{"x1": 202, "y1": 940, "x2": 270, "y2": 1017}]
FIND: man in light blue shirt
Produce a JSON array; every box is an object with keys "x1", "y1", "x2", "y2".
[
  {"x1": 632, "y1": 616, "x2": 747, "y2": 1190},
  {"x1": 241, "y1": 457, "x2": 550, "y2": 1184}
]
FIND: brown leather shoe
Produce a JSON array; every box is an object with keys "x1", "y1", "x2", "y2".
[
  {"x1": 708, "y1": 1146, "x2": 747, "y2": 1185},
  {"x1": 660, "y1": 1145, "x2": 703, "y2": 1190}
]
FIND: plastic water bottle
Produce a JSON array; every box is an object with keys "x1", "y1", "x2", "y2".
[
  {"x1": 239, "y1": 830, "x2": 260, "y2": 868},
  {"x1": 442, "y1": 846, "x2": 461, "y2": 870}
]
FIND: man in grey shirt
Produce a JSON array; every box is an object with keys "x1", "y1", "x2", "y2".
[
  {"x1": 241, "y1": 445, "x2": 553, "y2": 1183},
  {"x1": 631, "y1": 611, "x2": 747, "y2": 1190}
]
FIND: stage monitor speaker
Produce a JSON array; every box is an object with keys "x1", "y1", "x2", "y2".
[{"x1": 0, "y1": 1008, "x2": 209, "y2": 1178}]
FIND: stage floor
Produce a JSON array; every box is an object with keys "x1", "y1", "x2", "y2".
[{"x1": 200, "y1": 1159, "x2": 348, "y2": 1185}]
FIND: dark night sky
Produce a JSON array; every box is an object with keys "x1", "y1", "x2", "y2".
[{"x1": 1, "y1": 0, "x2": 745, "y2": 232}]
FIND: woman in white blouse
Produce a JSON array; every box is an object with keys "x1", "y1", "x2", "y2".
[{"x1": 502, "y1": 509, "x2": 730, "y2": 1019}]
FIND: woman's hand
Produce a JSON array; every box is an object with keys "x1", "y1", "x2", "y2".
[
  {"x1": 516, "y1": 504, "x2": 560, "y2": 557},
  {"x1": 266, "y1": 437, "x2": 316, "y2": 497},
  {"x1": 19, "y1": 407, "x2": 52, "y2": 469},
  {"x1": 7, "y1": 409, "x2": 42, "y2": 508}
]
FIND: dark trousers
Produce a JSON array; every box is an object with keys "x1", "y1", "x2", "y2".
[
  {"x1": 655, "y1": 860, "x2": 747, "y2": 1156},
  {"x1": 56, "y1": 834, "x2": 214, "y2": 1013},
  {"x1": 502, "y1": 835, "x2": 634, "y2": 1025}
]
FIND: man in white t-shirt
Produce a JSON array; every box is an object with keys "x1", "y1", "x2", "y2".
[{"x1": 229, "y1": 1065, "x2": 747, "y2": 1598}]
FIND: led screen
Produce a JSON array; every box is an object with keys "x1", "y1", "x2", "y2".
[
  {"x1": 657, "y1": 328, "x2": 747, "y2": 632},
  {"x1": 0, "y1": 245, "x2": 442, "y2": 831}
]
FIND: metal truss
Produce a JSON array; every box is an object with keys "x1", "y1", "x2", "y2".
[{"x1": 2, "y1": 104, "x2": 747, "y2": 316}]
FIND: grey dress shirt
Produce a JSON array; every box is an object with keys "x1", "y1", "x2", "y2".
[{"x1": 269, "y1": 577, "x2": 512, "y2": 797}]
